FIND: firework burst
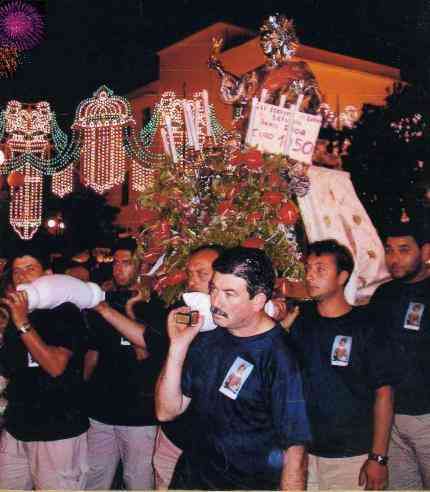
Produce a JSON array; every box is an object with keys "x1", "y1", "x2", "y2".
[{"x1": 0, "y1": 1, "x2": 44, "y2": 51}]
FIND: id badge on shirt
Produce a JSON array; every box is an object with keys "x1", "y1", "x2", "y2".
[
  {"x1": 403, "y1": 302, "x2": 425, "y2": 331},
  {"x1": 219, "y1": 356, "x2": 254, "y2": 400},
  {"x1": 331, "y1": 335, "x2": 352, "y2": 367},
  {"x1": 28, "y1": 352, "x2": 39, "y2": 367}
]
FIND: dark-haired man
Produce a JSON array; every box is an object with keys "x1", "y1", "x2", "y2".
[
  {"x1": 287, "y1": 239, "x2": 398, "y2": 490},
  {"x1": 84, "y1": 238, "x2": 167, "y2": 490},
  {"x1": 371, "y1": 222, "x2": 430, "y2": 489},
  {"x1": 0, "y1": 248, "x2": 89, "y2": 490},
  {"x1": 156, "y1": 247, "x2": 310, "y2": 490},
  {"x1": 153, "y1": 243, "x2": 224, "y2": 489}
]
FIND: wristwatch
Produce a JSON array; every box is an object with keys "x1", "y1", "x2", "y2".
[
  {"x1": 17, "y1": 322, "x2": 32, "y2": 336},
  {"x1": 368, "y1": 453, "x2": 389, "y2": 466}
]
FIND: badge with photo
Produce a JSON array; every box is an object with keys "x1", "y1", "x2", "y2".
[
  {"x1": 219, "y1": 356, "x2": 254, "y2": 400},
  {"x1": 403, "y1": 302, "x2": 425, "y2": 331},
  {"x1": 331, "y1": 335, "x2": 352, "y2": 367}
]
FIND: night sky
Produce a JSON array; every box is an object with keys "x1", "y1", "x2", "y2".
[{"x1": 0, "y1": 0, "x2": 429, "y2": 128}]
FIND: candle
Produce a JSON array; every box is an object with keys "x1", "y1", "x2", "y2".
[
  {"x1": 279, "y1": 94, "x2": 287, "y2": 107},
  {"x1": 245, "y1": 97, "x2": 258, "y2": 146},
  {"x1": 184, "y1": 101, "x2": 199, "y2": 151},
  {"x1": 164, "y1": 116, "x2": 178, "y2": 163},
  {"x1": 202, "y1": 90, "x2": 212, "y2": 137},
  {"x1": 260, "y1": 89, "x2": 268, "y2": 103},
  {"x1": 182, "y1": 101, "x2": 194, "y2": 147},
  {"x1": 160, "y1": 128, "x2": 171, "y2": 157}
]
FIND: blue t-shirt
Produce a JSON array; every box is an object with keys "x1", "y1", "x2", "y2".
[
  {"x1": 288, "y1": 304, "x2": 400, "y2": 458},
  {"x1": 171, "y1": 324, "x2": 310, "y2": 490}
]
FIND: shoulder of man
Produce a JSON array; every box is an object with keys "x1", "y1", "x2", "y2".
[{"x1": 370, "y1": 278, "x2": 401, "y2": 302}]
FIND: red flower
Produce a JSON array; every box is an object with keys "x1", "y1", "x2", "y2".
[
  {"x1": 278, "y1": 202, "x2": 299, "y2": 225},
  {"x1": 246, "y1": 211, "x2": 263, "y2": 225},
  {"x1": 230, "y1": 153, "x2": 244, "y2": 167},
  {"x1": 142, "y1": 247, "x2": 164, "y2": 264},
  {"x1": 262, "y1": 191, "x2": 284, "y2": 206},
  {"x1": 225, "y1": 185, "x2": 241, "y2": 200},
  {"x1": 154, "y1": 274, "x2": 169, "y2": 293},
  {"x1": 152, "y1": 220, "x2": 171, "y2": 240},
  {"x1": 170, "y1": 235, "x2": 184, "y2": 247},
  {"x1": 218, "y1": 200, "x2": 234, "y2": 216},
  {"x1": 139, "y1": 207, "x2": 159, "y2": 223},
  {"x1": 165, "y1": 270, "x2": 187, "y2": 287},
  {"x1": 268, "y1": 172, "x2": 282, "y2": 188},
  {"x1": 242, "y1": 237, "x2": 265, "y2": 249},
  {"x1": 243, "y1": 150, "x2": 264, "y2": 171},
  {"x1": 154, "y1": 193, "x2": 169, "y2": 207}
]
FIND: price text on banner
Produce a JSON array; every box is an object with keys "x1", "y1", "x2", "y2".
[{"x1": 245, "y1": 101, "x2": 322, "y2": 164}]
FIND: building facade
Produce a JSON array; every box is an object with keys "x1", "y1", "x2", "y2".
[{"x1": 110, "y1": 22, "x2": 401, "y2": 232}]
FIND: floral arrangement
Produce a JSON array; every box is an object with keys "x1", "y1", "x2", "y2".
[{"x1": 136, "y1": 149, "x2": 307, "y2": 305}]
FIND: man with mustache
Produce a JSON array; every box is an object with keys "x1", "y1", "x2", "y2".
[
  {"x1": 156, "y1": 247, "x2": 310, "y2": 490},
  {"x1": 370, "y1": 222, "x2": 430, "y2": 489},
  {"x1": 286, "y1": 239, "x2": 398, "y2": 490}
]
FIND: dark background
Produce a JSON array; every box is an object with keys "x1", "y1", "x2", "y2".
[{"x1": 1, "y1": 0, "x2": 429, "y2": 128}]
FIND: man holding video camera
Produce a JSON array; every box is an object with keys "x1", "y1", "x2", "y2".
[
  {"x1": 156, "y1": 247, "x2": 310, "y2": 490},
  {"x1": 84, "y1": 238, "x2": 167, "y2": 490}
]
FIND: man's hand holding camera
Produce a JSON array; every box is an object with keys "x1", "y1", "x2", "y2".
[{"x1": 167, "y1": 307, "x2": 203, "y2": 352}]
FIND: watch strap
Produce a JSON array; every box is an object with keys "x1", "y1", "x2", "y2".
[
  {"x1": 17, "y1": 322, "x2": 32, "y2": 336},
  {"x1": 368, "y1": 452, "x2": 389, "y2": 466}
]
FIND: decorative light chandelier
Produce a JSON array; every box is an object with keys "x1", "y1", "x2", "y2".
[
  {"x1": 72, "y1": 85, "x2": 134, "y2": 193},
  {"x1": 2, "y1": 101, "x2": 51, "y2": 239},
  {"x1": 8, "y1": 162, "x2": 43, "y2": 240}
]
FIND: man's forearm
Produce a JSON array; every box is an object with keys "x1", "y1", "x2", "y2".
[
  {"x1": 280, "y1": 445, "x2": 307, "y2": 491},
  {"x1": 20, "y1": 328, "x2": 71, "y2": 377},
  {"x1": 372, "y1": 385, "x2": 394, "y2": 455},
  {"x1": 98, "y1": 305, "x2": 147, "y2": 348},
  {"x1": 155, "y1": 344, "x2": 190, "y2": 421}
]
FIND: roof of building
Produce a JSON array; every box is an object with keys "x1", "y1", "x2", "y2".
[{"x1": 128, "y1": 21, "x2": 400, "y2": 100}]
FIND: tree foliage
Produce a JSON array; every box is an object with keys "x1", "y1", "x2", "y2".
[{"x1": 341, "y1": 83, "x2": 430, "y2": 233}]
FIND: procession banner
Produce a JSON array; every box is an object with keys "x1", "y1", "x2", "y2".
[{"x1": 245, "y1": 100, "x2": 322, "y2": 164}]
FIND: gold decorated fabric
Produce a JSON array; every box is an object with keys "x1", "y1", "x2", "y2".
[{"x1": 297, "y1": 166, "x2": 390, "y2": 305}]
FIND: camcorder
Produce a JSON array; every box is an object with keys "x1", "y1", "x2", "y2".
[{"x1": 175, "y1": 310, "x2": 199, "y2": 326}]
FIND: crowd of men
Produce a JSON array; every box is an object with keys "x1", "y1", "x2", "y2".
[{"x1": 0, "y1": 220, "x2": 428, "y2": 490}]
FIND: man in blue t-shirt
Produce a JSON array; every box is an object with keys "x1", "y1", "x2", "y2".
[
  {"x1": 286, "y1": 239, "x2": 398, "y2": 490},
  {"x1": 370, "y1": 221, "x2": 430, "y2": 489},
  {"x1": 156, "y1": 247, "x2": 310, "y2": 490}
]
